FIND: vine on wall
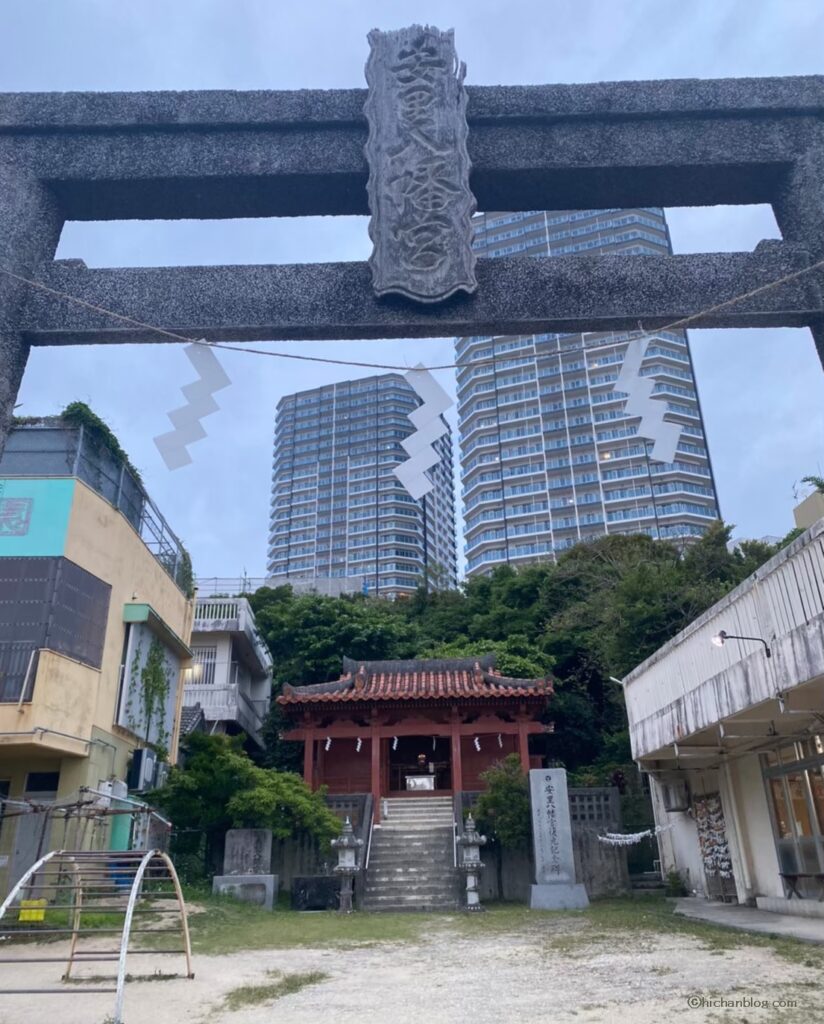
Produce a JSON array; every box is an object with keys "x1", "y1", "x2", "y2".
[{"x1": 125, "y1": 632, "x2": 172, "y2": 760}]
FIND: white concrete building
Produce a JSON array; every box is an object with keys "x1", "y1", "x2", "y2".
[
  {"x1": 622, "y1": 518, "x2": 824, "y2": 911},
  {"x1": 184, "y1": 597, "x2": 272, "y2": 750}
]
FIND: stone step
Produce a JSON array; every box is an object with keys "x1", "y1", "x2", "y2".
[
  {"x1": 383, "y1": 809, "x2": 453, "y2": 816},
  {"x1": 384, "y1": 797, "x2": 453, "y2": 805},
  {"x1": 376, "y1": 839, "x2": 452, "y2": 847},
  {"x1": 366, "y1": 879, "x2": 456, "y2": 891},
  {"x1": 384, "y1": 803, "x2": 454, "y2": 811},
  {"x1": 371, "y1": 844, "x2": 453, "y2": 853},
  {"x1": 383, "y1": 814, "x2": 454, "y2": 822},
  {"x1": 366, "y1": 869, "x2": 458, "y2": 882},
  {"x1": 364, "y1": 894, "x2": 459, "y2": 906},
  {"x1": 374, "y1": 824, "x2": 453, "y2": 833},
  {"x1": 368, "y1": 864, "x2": 452, "y2": 872},
  {"x1": 370, "y1": 847, "x2": 452, "y2": 856},
  {"x1": 362, "y1": 909, "x2": 460, "y2": 917},
  {"x1": 363, "y1": 889, "x2": 459, "y2": 901},
  {"x1": 364, "y1": 881, "x2": 458, "y2": 894},
  {"x1": 372, "y1": 842, "x2": 453, "y2": 852}
]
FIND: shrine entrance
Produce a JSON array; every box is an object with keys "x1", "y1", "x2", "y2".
[
  {"x1": 278, "y1": 654, "x2": 553, "y2": 821},
  {"x1": 388, "y1": 735, "x2": 452, "y2": 796}
]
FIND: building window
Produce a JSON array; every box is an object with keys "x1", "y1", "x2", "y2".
[
  {"x1": 191, "y1": 646, "x2": 218, "y2": 686},
  {"x1": 764, "y1": 738, "x2": 824, "y2": 890},
  {"x1": 25, "y1": 771, "x2": 59, "y2": 793}
]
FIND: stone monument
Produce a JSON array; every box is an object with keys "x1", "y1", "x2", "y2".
[
  {"x1": 529, "y1": 769, "x2": 589, "y2": 910},
  {"x1": 212, "y1": 828, "x2": 279, "y2": 911}
]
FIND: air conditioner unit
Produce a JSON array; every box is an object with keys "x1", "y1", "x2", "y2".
[
  {"x1": 153, "y1": 761, "x2": 170, "y2": 789},
  {"x1": 661, "y1": 780, "x2": 690, "y2": 812},
  {"x1": 127, "y1": 748, "x2": 156, "y2": 791}
]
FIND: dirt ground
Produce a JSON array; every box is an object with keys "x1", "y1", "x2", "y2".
[{"x1": 0, "y1": 913, "x2": 820, "y2": 1024}]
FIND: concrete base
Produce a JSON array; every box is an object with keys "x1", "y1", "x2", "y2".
[
  {"x1": 757, "y1": 896, "x2": 824, "y2": 919},
  {"x1": 212, "y1": 873, "x2": 278, "y2": 911},
  {"x1": 529, "y1": 883, "x2": 589, "y2": 910},
  {"x1": 675, "y1": 897, "x2": 824, "y2": 943}
]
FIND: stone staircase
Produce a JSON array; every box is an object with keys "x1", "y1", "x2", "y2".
[{"x1": 362, "y1": 797, "x2": 460, "y2": 912}]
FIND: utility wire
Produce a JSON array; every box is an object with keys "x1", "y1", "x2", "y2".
[{"x1": 1, "y1": 255, "x2": 823, "y2": 373}]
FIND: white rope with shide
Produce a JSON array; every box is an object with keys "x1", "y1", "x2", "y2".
[{"x1": 597, "y1": 823, "x2": 675, "y2": 846}]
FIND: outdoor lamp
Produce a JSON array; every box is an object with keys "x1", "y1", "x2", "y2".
[
  {"x1": 457, "y1": 814, "x2": 488, "y2": 912},
  {"x1": 332, "y1": 816, "x2": 363, "y2": 914},
  {"x1": 711, "y1": 629, "x2": 771, "y2": 658}
]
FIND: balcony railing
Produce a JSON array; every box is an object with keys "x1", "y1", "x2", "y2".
[
  {"x1": 184, "y1": 680, "x2": 269, "y2": 744},
  {"x1": 0, "y1": 642, "x2": 39, "y2": 703},
  {"x1": 192, "y1": 597, "x2": 272, "y2": 674}
]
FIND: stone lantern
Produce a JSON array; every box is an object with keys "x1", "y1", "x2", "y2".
[
  {"x1": 332, "y1": 816, "x2": 363, "y2": 914},
  {"x1": 457, "y1": 813, "x2": 487, "y2": 912}
]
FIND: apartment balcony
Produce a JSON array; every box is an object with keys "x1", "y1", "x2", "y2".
[
  {"x1": 185, "y1": 671, "x2": 268, "y2": 749},
  {"x1": 0, "y1": 647, "x2": 100, "y2": 757},
  {"x1": 192, "y1": 597, "x2": 272, "y2": 677}
]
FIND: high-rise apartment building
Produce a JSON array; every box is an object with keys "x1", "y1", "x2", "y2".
[
  {"x1": 268, "y1": 373, "x2": 457, "y2": 597},
  {"x1": 459, "y1": 208, "x2": 720, "y2": 576}
]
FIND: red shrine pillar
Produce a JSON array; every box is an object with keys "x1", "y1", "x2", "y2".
[
  {"x1": 517, "y1": 717, "x2": 530, "y2": 773},
  {"x1": 450, "y1": 713, "x2": 463, "y2": 795},
  {"x1": 303, "y1": 730, "x2": 315, "y2": 788},
  {"x1": 371, "y1": 727, "x2": 382, "y2": 823}
]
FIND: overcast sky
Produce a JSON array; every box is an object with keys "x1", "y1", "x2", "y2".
[{"x1": 4, "y1": 0, "x2": 824, "y2": 579}]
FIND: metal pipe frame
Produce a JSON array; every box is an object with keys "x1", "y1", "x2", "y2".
[{"x1": 0, "y1": 848, "x2": 193, "y2": 1024}]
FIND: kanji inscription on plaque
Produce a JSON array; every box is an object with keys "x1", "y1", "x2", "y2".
[{"x1": 364, "y1": 25, "x2": 477, "y2": 303}]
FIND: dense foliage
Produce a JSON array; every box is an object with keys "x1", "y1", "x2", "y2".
[
  {"x1": 250, "y1": 523, "x2": 791, "y2": 786},
  {"x1": 474, "y1": 755, "x2": 533, "y2": 850},
  {"x1": 152, "y1": 733, "x2": 340, "y2": 872}
]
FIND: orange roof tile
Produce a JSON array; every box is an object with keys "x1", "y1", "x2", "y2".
[{"x1": 277, "y1": 655, "x2": 553, "y2": 705}]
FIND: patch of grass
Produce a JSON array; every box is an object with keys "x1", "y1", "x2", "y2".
[
  {"x1": 223, "y1": 970, "x2": 328, "y2": 1010},
  {"x1": 65, "y1": 971, "x2": 179, "y2": 985},
  {"x1": 163, "y1": 891, "x2": 428, "y2": 954},
  {"x1": 541, "y1": 898, "x2": 824, "y2": 967}
]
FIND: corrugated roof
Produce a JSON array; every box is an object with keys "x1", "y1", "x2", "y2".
[{"x1": 277, "y1": 655, "x2": 552, "y2": 705}]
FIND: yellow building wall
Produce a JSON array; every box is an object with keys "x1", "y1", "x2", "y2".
[
  {"x1": 0, "y1": 479, "x2": 193, "y2": 892},
  {"x1": 63, "y1": 479, "x2": 193, "y2": 747}
]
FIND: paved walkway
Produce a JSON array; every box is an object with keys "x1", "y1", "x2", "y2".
[{"x1": 675, "y1": 896, "x2": 824, "y2": 943}]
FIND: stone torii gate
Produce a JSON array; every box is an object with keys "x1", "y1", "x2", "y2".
[{"x1": 1, "y1": 25, "x2": 823, "y2": 455}]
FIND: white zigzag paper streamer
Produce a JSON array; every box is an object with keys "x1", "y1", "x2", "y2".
[
  {"x1": 614, "y1": 336, "x2": 681, "y2": 464},
  {"x1": 153, "y1": 342, "x2": 231, "y2": 470},
  {"x1": 393, "y1": 366, "x2": 452, "y2": 501}
]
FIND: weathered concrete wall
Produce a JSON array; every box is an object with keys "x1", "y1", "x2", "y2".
[
  {"x1": 573, "y1": 829, "x2": 631, "y2": 899},
  {"x1": 270, "y1": 834, "x2": 326, "y2": 893},
  {"x1": 624, "y1": 518, "x2": 824, "y2": 761},
  {"x1": 477, "y1": 827, "x2": 630, "y2": 903},
  {"x1": 651, "y1": 756, "x2": 784, "y2": 904}
]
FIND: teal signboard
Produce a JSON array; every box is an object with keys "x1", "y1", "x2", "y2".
[{"x1": 0, "y1": 478, "x2": 75, "y2": 556}]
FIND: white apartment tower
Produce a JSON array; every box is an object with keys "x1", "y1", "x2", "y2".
[
  {"x1": 459, "y1": 208, "x2": 720, "y2": 576},
  {"x1": 268, "y1": 373, "x2": 457, "y2": 597}
]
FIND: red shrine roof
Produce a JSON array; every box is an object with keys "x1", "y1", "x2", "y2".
[{"x1": 277, "y1": 655, "x2": 553, "y2": 705}]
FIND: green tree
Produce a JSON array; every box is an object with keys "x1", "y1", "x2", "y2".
[
  {"x1": 152, "y1": 733, "x2": 340, "y2": 874},
  {"x1": 802, "y1": 474, "x2": 824, "y2": 494},
  {"x1": 474, "y1": 755, "x2": 532, "y2": 850},
  {"x1": 420, "y1": 635, "x2": 553, "y2": 679},
  {"x1": 249, "y1": 587, "x2": 419, "y2": 685}
]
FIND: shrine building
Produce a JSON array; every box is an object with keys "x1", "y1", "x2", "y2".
[{"x1": 278, "y1": 655, "x2": 553, "y2": 820}]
